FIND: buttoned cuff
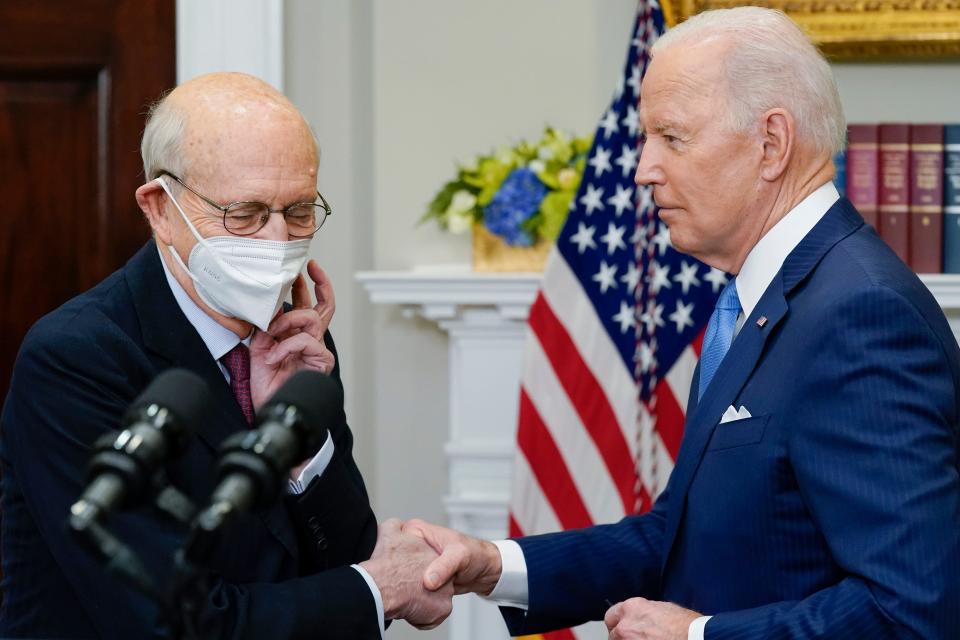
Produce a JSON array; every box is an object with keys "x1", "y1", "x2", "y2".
[
  {"x1": 287, "y1": 432, "x2": 334, "y2": 494},
  {"x1": 689, "y1": 615, "x2": 711, "y2": 640},
  {"x1": 484, "y1": 539, "x2": 529, "y2": 610},
  {"x1": 351, "y1": 564, "x2": 385, "y2": 639}
]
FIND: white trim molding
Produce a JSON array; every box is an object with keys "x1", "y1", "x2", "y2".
[{"x1": 176, "y1": 0, "x2": 284, "y2": 90}]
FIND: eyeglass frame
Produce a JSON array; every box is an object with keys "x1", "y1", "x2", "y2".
[{"x1": 157, "y1": 171, "x2": 332, "y2": 238}]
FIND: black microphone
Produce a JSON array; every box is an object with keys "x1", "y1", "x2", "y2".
[
  {"x1": 70, "y1": 369, "x2": 212, "y2": 526},
  {"x1": 197, "y1": 370, "x2": 341, "y2": 532}
]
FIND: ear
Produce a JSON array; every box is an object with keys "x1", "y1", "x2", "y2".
[
  {"x1": 759, "y1": 108, "x2": 794, "y2": 182},
  {"x1": 136, "y1": 179, "x2": 174, "y2": 244}
]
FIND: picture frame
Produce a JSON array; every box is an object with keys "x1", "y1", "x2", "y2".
[{"x1": 662, "y1": 1, "x2": 960, "y2": 60}]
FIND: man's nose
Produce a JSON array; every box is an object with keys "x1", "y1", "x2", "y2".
[
  {"x1": 256, "y1": 211, "x2": 291, "y2": 241},
  {"x1": 634, "y1": 144, "x2": 665, "y2": 187}
]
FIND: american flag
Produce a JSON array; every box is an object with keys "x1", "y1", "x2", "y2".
[{"x1": 508, "y1": 3, "x2": 723, "y2": 638}]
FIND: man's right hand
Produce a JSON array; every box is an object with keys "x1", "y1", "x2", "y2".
[
  {"x1": 402, "y1": 519, "x2": 503, "y2": 596},
  {"x1": 360, "y1": 519, "x2": 454, "y2": 629}
]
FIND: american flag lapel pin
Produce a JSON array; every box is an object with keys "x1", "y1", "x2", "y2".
[{"x1": 756, "y1": 316, "x2": 768, "y2": 328}]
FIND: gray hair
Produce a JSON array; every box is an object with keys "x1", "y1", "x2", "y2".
[
  {"x1": 141, "y1": 92, "x2": 188, "y2": 181},
  {"x1": 652, "y1": 6, "x2": 846, "y2": 156}
]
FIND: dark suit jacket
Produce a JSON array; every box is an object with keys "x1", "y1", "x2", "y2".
[
  {"x1": 0, "y1": 243, "x2": 381, "y2": 639},
  {"x1": 502, "y1": 199, "x2": 960, "y2": 638}
]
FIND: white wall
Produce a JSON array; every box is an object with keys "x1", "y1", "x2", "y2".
[{"x1": 270, "y1": 4, "x2": 960, "y2": 640}]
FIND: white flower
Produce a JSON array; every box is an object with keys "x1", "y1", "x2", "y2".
[
  {"x1": 537, "y1": 146, "x2": 555, "y2": 161},
  {"x1": 445, "y1": 190, "x2": 477, "y2": 234},
  {"x1": 447, "y1": 209, "x2": 473, "y2": 234},
  {"x1": 528, "y1": 159, "x2": 546, "y2": 174},
  {"x1": 558, "y1": 167, "x2": 578, "y2": 190}
]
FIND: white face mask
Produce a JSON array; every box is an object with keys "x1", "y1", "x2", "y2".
[{"x1": 156, "y1": 177, "x2": 311, "y2": 331}]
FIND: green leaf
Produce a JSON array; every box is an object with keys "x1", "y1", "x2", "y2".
[
  {"x1": 420, "y1": 180, "x2": 464, "y2": 226},
  {"x1": 538, "y1": 191, "x2": 574, "y2": 241}
]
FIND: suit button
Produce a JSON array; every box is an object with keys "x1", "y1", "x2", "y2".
[{"x1": 314, "y1": 530, "x2": 329, "y2": 551}]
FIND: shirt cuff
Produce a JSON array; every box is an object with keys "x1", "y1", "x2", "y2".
[
  {"x1": 689, "y1": 615, "x2": 711, "y2": 640},
  {"x1": 287, "y1": 432, "x2": 335, "y2": 494},
  {"x1": 483, "y1": 539, "x2": 529, "y2": 610},
  {"x1": 351, "y1": 564, "x2": 385, "y2": 639}
]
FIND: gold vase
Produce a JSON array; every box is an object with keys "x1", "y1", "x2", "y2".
[{"x1": 471, "y1": 223, "x2": 551, "y2": 272}]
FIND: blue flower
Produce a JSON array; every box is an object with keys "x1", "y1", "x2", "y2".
[{"x1": 483, "y1": 167, "x2": 547, "y2": 246}]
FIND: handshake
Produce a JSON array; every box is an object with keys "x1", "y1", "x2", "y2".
[{"x1": 358, "y1": 518, "x2": 502, "y2": 629}]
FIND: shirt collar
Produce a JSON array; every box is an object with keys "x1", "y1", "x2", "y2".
[
  {"x1": 736, "y1": 181, "x2": 839, "y2": 319},
  {"x1": 157, "y1": 245, "x2": 247, "y2": 361}
]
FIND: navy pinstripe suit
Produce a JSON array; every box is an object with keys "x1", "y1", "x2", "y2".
[{"x1": 501, "y1": 199, "x2": 960, "y2": 639}]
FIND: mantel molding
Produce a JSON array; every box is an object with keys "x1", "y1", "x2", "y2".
[
  {"x1": 359, "y1": 268, "x2": 960, "y2": 314},
  {"x1": 356, "y1": 267, "x2": 542, "y2": 321}
]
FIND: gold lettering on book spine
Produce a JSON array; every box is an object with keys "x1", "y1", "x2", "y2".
[{"x1": 665, "y1": 1, "x2": 960, "y2": 60}]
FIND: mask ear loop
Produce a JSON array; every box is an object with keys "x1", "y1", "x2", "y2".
[{"x1": 155, "y1": 176, "x2": 271, "y2": 287}]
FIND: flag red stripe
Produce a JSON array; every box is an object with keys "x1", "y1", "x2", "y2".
[
  {"x1": 652, "y1": 380, "x2": 684, "y2": 459},
  {"x1": 508, "y1": 514, "x2": 524, "y2": 538},
  {"x1": 517, "y1": 389, "x2": 594, "y2": 530},
  {"x1": 528, "y1": 294, "x2": 637, "y2": 512},
  {"x1": 544, "y1": 630, "x2": 577, "y2": 640},
  {"x1": 690, "y1": 326, "x2": 706, "y2": 356}
]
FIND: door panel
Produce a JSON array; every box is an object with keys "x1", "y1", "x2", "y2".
[{"x1": 0, "y1": 1, "x2": 175, "y2": 395}]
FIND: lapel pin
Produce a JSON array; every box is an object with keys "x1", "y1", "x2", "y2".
[{"x1": 756, "y1": 316, "x2": 768, "y2": 328}]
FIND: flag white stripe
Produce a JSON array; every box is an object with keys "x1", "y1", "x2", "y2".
[
  {"x1": 665, "y1": 345, "x2": 698, "y2": 414},
  {"x1": 541, "y1": 250, "x2": 639, "y2": 458},
  {"x1": 524, "y1": 331, "x2": 626, "y2": 525},
  {"x1": 510, "y1": 451, "x2": 563, "y2": 535}
]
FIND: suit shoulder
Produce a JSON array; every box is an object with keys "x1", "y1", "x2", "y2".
[
  {"x1": 807, "y1": 231, "x2": 960, "y2": 372},
  {"x1": 12, "y1": 268, "x2": 149, "y2": 396}
]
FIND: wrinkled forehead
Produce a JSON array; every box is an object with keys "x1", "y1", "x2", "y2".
[
  {"x1": 168, "y1": 74, "x2": 318, "y2": 180},
  {"x1": 639, "y1": 39, "x2": 730, "y2": 128}
]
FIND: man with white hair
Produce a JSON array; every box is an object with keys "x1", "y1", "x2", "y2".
[
  {"x1": 0, "y1": 72, "x2": 451, "y2": 638},
  {"x1": 401, "y1": 7, "x2": 960, "y2": 639}
]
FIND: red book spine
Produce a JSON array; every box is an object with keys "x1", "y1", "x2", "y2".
[
  {"x1": 879, "y1": 123, "x2": 911, "y2": 264},
  {"x1": 845, "y1": 124, "x2": 879, "y2": 229},
  {"x1": 909, "y1": 124, "x2": 944, "y2": 273}
]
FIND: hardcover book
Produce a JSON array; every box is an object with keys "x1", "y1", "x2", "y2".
[
  {"x1": 879, "y1": 123, "x2": 911, "y2": 264},
  {"x1": 944, "y1": 125, "x2": 960, "y2": 274},
  {"x1": 846, "y1": 124, "x2": 879, "y2": 229},
  {"x1": 909, "y1": 124, "x2": 944, "y2": 274}
]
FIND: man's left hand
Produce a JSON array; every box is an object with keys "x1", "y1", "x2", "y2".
[
  {"x1": 249, "y1": 259, "x2": 336, "y2": 409},
  {"x1": 604, "y1": 598, "x2": 701, "y2": 640}
]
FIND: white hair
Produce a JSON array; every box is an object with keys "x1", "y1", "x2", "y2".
[
  {"x1": 652, "y1": 6, "x2": 846, "y2": 156},
  {"x1": 141, "y1": 92, "x2": 188, "y2": 181}
]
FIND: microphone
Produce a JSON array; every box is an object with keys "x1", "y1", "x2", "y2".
[
  {"x1": 70, "y1": 369, "x2": 212, "y2": 526},
  {"x1": 197, "y1": 370, "x2": 341, "y2": 532}
]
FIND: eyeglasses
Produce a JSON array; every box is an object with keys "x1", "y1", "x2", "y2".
[{"x1": 158, "y1": 171, "x2": 331, "y2": 237}]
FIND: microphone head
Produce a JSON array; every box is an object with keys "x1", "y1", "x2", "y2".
[
  {"x1": 124, "y1": 368, "x2": 212, "y2": 447},
  {"x1": 260, "y1": 370, "x2": 342, "y2": 448}
]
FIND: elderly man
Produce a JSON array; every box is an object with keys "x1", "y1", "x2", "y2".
[
  {"x1": 403, "y1": 7, "x2": 960, "y2": 640},
  {"x1": 0, "y1": 73, "x2": 449, "y2": 638}
]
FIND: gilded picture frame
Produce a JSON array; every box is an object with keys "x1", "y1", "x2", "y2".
[{"x1": 662, "y1": 1, "x2": 960, "y2": 60}]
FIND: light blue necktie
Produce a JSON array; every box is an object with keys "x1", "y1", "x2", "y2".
[{"x1": 698, "y1": 278, "x2": 741, "y2": 400}]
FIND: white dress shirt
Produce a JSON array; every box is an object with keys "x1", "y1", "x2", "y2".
[
  {"x1": 486, "y1": 182, "x2": 840, "y2": 640},
  {"x1": 158, "y1": 249, "x2": 385, "y2": 637}
]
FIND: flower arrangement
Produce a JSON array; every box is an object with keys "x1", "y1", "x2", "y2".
[{"x1": 423, "y1": 127, "x2": 593, "y2": 247}]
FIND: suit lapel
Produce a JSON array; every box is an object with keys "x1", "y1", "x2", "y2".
[
  {"x1": 126, "y1": 243, "x2": 246, "y2": 453},
  {"x1": 660, "y1": 198, "x2": 864, "y2": 569},
  {"x1": 125, "y1": 243, "x2": 299, "y2": 559}
]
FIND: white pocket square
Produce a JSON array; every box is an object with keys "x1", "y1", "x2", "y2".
[{"x1": 720, "y1": 405, "x2": 752, "y2": 424}]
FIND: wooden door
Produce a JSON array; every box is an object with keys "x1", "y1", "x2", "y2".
[{"x1": 0, "y1": 1, "x2": 175, "y2": 396}]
